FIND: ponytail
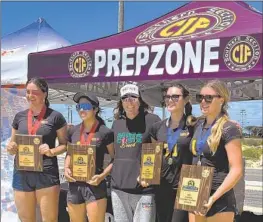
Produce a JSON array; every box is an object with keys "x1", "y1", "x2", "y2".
[
  {"x1": 96, "y1": 115, "x2": 105, "y2": 125},
  {"x1": 208, "y1": 114, "x2": 229, "y2": 154},
  {"x1": 184, "y1": 102, "x2": 192, "y2": 118},
  {"x1": 185, "y1": 102, "x2": 204, "y2": 127},
  {"x1": 221, "y1": 103, "x2": 229, "y2": 116},
  {"x1": 45, "y1": 97, "x2": 50, "y2": 107},
  {"x1": 95, "y1": 107, "x2": 105, "y2": 125}
]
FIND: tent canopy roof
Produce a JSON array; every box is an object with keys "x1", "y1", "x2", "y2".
[
  {"x1": 1, "y1": 18, "x2": 71, "y2": 86},
  {"x1": 27, "y1": 1, "x2": 262, "y2": 107}
]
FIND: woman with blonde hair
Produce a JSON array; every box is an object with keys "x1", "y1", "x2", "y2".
[{"x1": 189, "y1": 79, "x2": 243, "y2": 222}]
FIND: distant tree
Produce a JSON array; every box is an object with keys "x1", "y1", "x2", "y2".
[{"x1": 245, "y1": 126, "x2": 263, "y2": 137}]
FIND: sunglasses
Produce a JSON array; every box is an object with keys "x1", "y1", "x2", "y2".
[
  {"x1": 121, "y1": 95, "x2": 139, "y2": 103},
  {"x1": 164, "y1": 94, "x2": 183, "y2": 102},
  {"x1": 76, "y1": 103, "x2": 93, "y2": 111},
  {"x1": 26, "y1": 90, "x2": 43, "y2": 96},
  {"x1": 196, "y1": 94, "x2": 221, "y2": 103}
]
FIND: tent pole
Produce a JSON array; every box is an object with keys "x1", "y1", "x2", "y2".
[
  {"x1": 162, "y1": 106, "x2": 166, "y2": 120},
  {"x1": 70, "y1": 105, "x2": 73, "y2": 124}
]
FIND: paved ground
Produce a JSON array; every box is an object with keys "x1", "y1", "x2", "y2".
[{"x1": 244, "y1": 168, "x2": 263, "y2": 215}]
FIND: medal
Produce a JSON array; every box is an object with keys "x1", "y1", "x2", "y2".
[
  {"x1": 197, "y1": 156, "x2": 202, "y2": 166},
  {"x1": 80, "y1": 121, "x2": 99, "y2": 145},
  {"x1": 168, "y1": 157, "x2": 173, "y2": 165},
  {"x1": 195, "y1": 119, "x2": 217, "y2": 163},
  {"x1": 27, "y1": 106, "x2": 47, "y2": 135}
]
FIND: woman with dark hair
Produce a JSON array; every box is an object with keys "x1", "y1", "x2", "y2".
[
  {"x1": 110, "y1": 84, "x2": 161, "y2": 222},
  {"x1": 189, "y1": 80, "x2": 243, "y2": 222},
  {"x1": 6, "y1": 77, "x2": 68, "y2": 222},
  {"x1": 64, "y1": 92, "x2": 114, "y2": 222},
  {"x1": 143, "y1": 84, "x2": 194, "y2": 222}
]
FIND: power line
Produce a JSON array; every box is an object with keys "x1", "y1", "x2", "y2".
[{"x1": 239, "y1": 109, "x2": 248, "y2": 129}]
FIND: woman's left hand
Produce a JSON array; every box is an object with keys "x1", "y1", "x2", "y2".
[
  {"x1": 194, "y1": 196, "x2": 215, "y2": 216},
  {"x1": 203, "y1": 196, "x2": 214, "y2": 211},
  {"x1": 39, "y1": 144, "x2": 54, "y2": 157},
  {"x1": 137, "y1": 176, "x2": 149, "y2": 187},
  {"x1": 87, "y1": 174, "x2": 103, "y2": 186}
]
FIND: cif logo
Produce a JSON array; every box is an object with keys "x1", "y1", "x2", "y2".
[
  {"x1": 188, "y1": 180, "x2": 195, "y2": 187},
  {"x1": 68, "y1": 51, "x2": 92, "y2": 78},
  {"x1": 23, "y1": 147, "x2": 30, "y2": 153},
  {"x1": 75, "y1": 156, "x2": 86, "y2": 165},
  {"x1": 136, "y1": 7, "x2": 235, "y2": 44},
  {"x1": 77, "y1": 157, "x2": 84, "y2": 164},
  {"x1": 182, "y1": 179, "x2": 199, "y2": 191},
  {"x1": 224, "y1": 35, "x2": 261, "y2": 72}
]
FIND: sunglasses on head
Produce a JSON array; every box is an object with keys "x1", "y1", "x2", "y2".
[
  {"x1": 76, "y1": 103, "x2": 93, "y2": 111},
  {"x1": 164, "y1": 94, "x2": 183, "y2": 102},
  {"x1": 196, "y1": 94, "x2": 221, "y2": 103},
  {"x1": 121, "y1": 95, "x2": 139, "y2": 102}
]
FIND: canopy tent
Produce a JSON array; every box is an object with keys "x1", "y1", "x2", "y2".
[
  {"x1": 1, "y1": 18, "x2": 71, "y2": 85},
  {"x1": 1, "y1": 18, "x2": 117, "y2": 107},
  {"x1": 28, "y1": 1, "x2": 262, "y2": 107}
]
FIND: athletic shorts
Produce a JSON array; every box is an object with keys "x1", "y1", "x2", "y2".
[
  {"x1": 67, "y1": 180, "x2": 107, "y2": 204},
  {"x1": 206, "y1": 189, "x2": 236, "y2": 217},
  {"x1": 12, "y1": 167, "x2": 60, "y2": 192}
]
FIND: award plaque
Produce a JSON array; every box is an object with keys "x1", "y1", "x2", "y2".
[
  {"x1": 15, "y1": 134, "x2": 43, "y2": 172},
  {"x1": 67, "y1": 143, "x2": 96, "y2": 182},
  {"x1": 139, "y1": 143, "x2": 163, "y2": 185},
  {"x1": 175, "y1": 164, "x2": 214, "y2": 214}
]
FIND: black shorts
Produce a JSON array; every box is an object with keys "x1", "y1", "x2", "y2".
[
  {"x1": 206, "y1": 189, "x2": 236, "y2": 217},
  {"x1": 12, "y1": 167, "x2": 60, "y2": 192},
  {"x1": 67, "y1": 180, "x2": 107, "y2": 204}
]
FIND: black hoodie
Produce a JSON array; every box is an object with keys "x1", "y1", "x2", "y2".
[{"x1": 111, "y1": 112, "x2": 161, "y2": 194}]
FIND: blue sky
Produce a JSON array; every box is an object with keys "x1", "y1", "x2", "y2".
[
  {"x1": 1, "y1": 1, "x2": 262, "y2": 128},
  {"x1": 2, "y1": 1, "x2": 262, "y2": 42}
]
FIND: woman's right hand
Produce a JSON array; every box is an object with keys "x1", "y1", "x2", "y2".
[
  {"x1": 137, "y1": 176, "x2": 149, "y2": 187},
  {"x1": 64, "y1": 167, "x2": 76, "y2": 182},
  {"x1": 6, "y1": 141, "x2": 18, "y2": 155}
]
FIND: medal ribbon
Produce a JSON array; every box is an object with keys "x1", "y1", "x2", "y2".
[
  {"x1": 80, "y1": 121, "x2": 99, "y2": 145},
  {"x1": 167, "y1": 127, "x2": 183, "y2": 153},
  {"x1": 195, "y1": 119, "x2": 217, "y2": 156},
  {"x1": 27, "y1": 106, "x2": 47, "y2": 135}
]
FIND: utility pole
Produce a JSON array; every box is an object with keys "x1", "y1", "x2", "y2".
[
  {"x1": 117, "y1": 0, "x2": 124, "y2": 95},
  {"x1": 239, "y1": 109, "x2": 247, "y2": 130},
  {"x1": 67, "y1": 105, "x2": 72, "y2": 123},
  {"x1": 118, "y1": 0, "x2": 124, "y2": 33}
]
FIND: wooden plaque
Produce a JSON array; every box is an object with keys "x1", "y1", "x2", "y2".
[
  {"x1": 15, "y1": 134, "x2": 43, "y2": 172},
  {"x1": 175, "y1": 164, "x2": 214, "y2": 214},
  {"x1": 67, "y1": 143, "x2": 96, "y2": 182},
  {"x1": 139, "y1": 142, "x2": 163, "y2": 185}
]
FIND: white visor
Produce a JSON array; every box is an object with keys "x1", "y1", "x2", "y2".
[{"x1": 120, "y1": 84, "x2": 140, "y2": 97}]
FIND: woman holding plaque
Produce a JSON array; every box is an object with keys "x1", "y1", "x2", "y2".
[
  {"x1": 149, "y1": 84, "x2": 194, "y2": 222},
  {"x1": 189, "y1": 80, "x2": 243, "y2": 222},
  {"x1": 111, "y1": 84, "x2": 161, "y2": 222},
  {"x1": 6, "y1": 77, "x2": 68, "y2": 222},
  {"x1": 64, "y1": 92, "x2": 114, "y2": 222}
]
